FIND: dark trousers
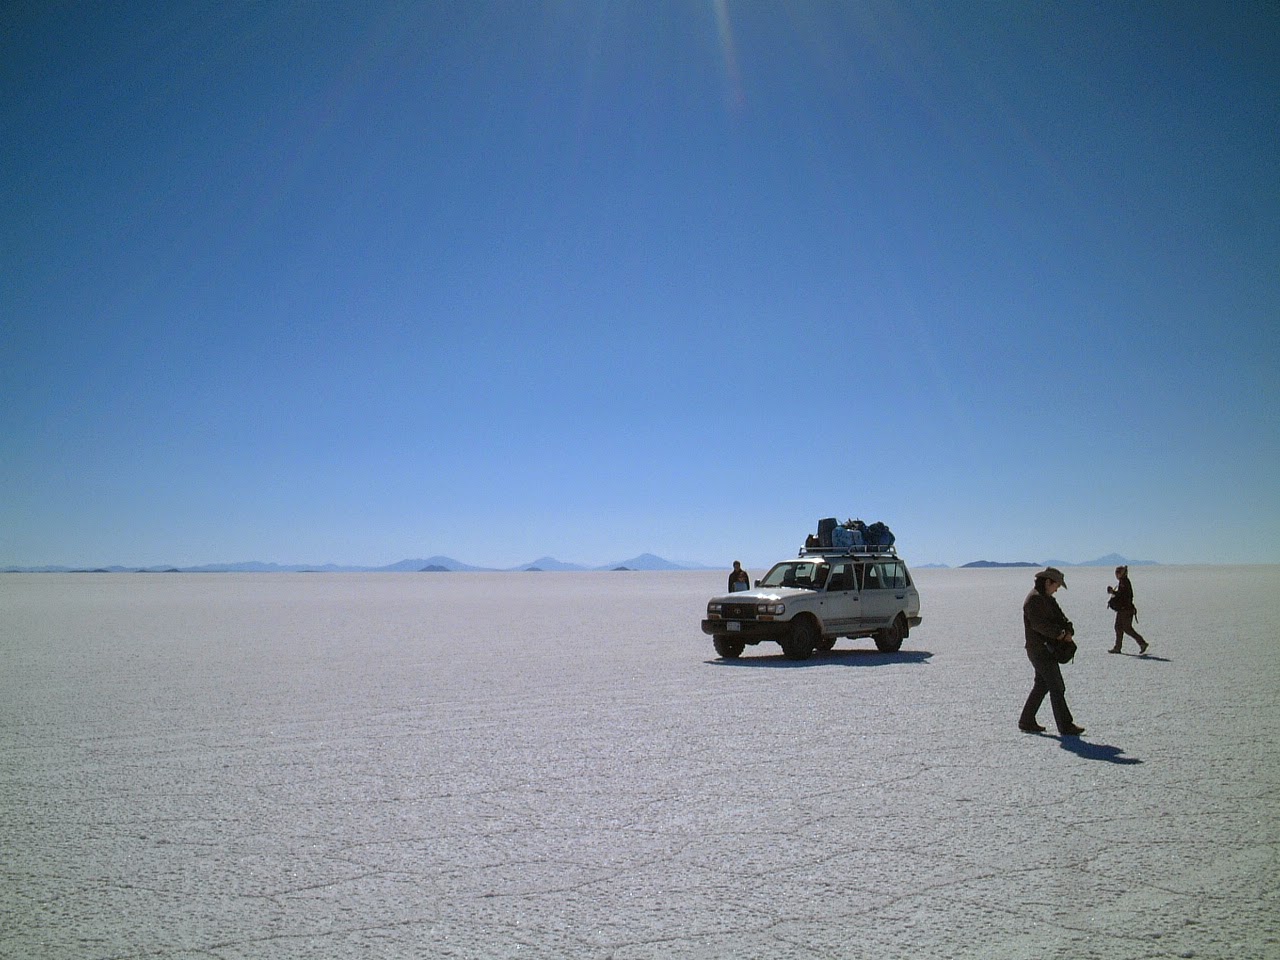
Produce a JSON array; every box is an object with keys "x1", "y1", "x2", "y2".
[
  {"x1": 1113, "y1": 609, "x2": 1146, "y2": 650},
  {"x1": 1021, "y1": 643, "x2": 1074, "y2": 732}
]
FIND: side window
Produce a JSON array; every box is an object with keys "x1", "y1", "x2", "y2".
[
  {"x1": 884, "y1": 562, "x2": 906, "y2": 589},
  {"x1": 826, "y1": 563, "x2": 853, "y2": 591},
  {"x1": 862, "y1": 562, "x2": 884, "y2": 590},
  {"x1": 790, "y1": 562, "x2": 828, "y2": 588}
]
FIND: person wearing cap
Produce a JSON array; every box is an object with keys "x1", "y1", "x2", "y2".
[
  {"x1": 1106, "y1": 565, "x2": 1149, "y2": 654},
  {"x1": 1019, "y1": 567, "x2": 1085, "y2": 736}
]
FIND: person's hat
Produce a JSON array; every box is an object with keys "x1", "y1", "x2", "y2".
[{"x1": 1039, "y1": 566, "x2": 1068, "y2": 587}]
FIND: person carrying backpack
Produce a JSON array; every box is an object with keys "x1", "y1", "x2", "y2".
[{"x1": 1107, "y1": 565, "x2": 1150, "y2": 655}]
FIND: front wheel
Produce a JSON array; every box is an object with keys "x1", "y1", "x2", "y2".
[
  {"x1": 781, "y1": 619, "x2": 817, "y2": 660},
  {"x1": 714, "y1": 635, "x2": 745, "y2": 659},
  {"x1": 874, "y1": 615, "x2": 907, "y2": 652}
]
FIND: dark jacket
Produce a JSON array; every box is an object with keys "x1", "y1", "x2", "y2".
[
  {"x1": 1023, "y1": 589, "x2": 1073, "y2": 650},
  {"x1": 1110, "y1": 577, "x2": 1136, "y2": 613}
]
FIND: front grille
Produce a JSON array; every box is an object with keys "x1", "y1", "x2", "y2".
[{"x1": 723, "y1": 603, "x2": 757, "y2": 620}]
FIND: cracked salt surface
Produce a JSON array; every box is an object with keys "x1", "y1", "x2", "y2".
[{"x1": 2, "y1": 566, "x2": 1277, "y2": 959}]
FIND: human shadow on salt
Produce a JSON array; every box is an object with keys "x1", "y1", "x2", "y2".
[
  {"x1": 1113, "y1": 651, "x2": 1172, "y2": 663},
  {"x1": 1054, "y1": 737, "x2": 1143, "y2": 764},
  {"x1": 708, "y1": 650, "x2": 934, "y2": 668}
]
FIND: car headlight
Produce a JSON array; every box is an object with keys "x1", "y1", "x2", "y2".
[
  {"x1": 759, "y1": 602, "x2": 785, "y2": 616},
  {"x1": 707, "y1": 602, "x2": 722, "y2": 616}
]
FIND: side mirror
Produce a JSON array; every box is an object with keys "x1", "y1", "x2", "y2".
[{"x1": 754, "y1": 579, "x2": 761, "y2": 587}]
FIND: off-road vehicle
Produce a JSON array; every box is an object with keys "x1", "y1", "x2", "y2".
[{"x1": 701, "y1": 543, "x2": 923, "y2": 660}]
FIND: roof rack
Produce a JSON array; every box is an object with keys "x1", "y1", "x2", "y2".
[{"x1": 798, "y1": 543, "x2": 898, "y2": 558}]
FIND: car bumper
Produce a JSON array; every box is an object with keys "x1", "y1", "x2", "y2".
[{"x1": 701, "y1": 619, "x2": 788, "y2": 641}]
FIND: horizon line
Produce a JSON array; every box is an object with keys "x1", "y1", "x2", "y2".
[{"x1": 2, "y1": 551, "x2": 1198, "y2": 574}]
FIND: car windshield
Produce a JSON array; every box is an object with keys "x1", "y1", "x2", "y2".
[{"x1": 759, "y1": 561, "x2": 829, "y2": 590}]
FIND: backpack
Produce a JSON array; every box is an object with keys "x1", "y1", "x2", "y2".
[{"x1": 865, "y1": 522, "x2": 895, "y2": 548}]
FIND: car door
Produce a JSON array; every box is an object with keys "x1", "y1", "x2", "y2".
[
  {"x1": 879, "y1": 560, "x2": 913, "y2": 623},
  {"x1": 819, "y1": 561, "x2": 859, "y2": 634},
  {"x1": 858, "y1": 560, "x2": 894, "y2": 628}
]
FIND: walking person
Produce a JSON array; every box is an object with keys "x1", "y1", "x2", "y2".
[
  {"x1": 728, "y1": 561, "x2": 751, "y2": 592},
  {"x1": 1019, "y1": 567, "x2": 1085, "y2": 736},
  {"x1": 1107, "y1": 565, "x2": 1149, "y2": 654}
]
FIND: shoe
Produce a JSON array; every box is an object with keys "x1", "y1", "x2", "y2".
[
  {"x1": 1139, "y1": 643, "x2": 1150, "y2": 655},
  {"x1": 1019, "y1": 722, "x2": 1046, "y2": 733},
  {"x1": 1108, "y1": 647, "x2": 1121, "y2": 654},
  {"x1": 1059, "y1": 724, "x2": 1085, "y2": 736}
]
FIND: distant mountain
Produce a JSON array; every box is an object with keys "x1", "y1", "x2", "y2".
[
  {"x1": 377, "y1": 556, "x2": 490, "y2": 572},
  {"x1": 511, "y1": 557, "x2": 587, "y2": 572},
  {"x1": 1075, "y1": 553, "x2": 1158, "y2": 567},
  {"x1": 962, "y1": 554, "x2": 1159, "y2": 569},
  {"x1": 1039, "y1": 555, "x2": 1158, "y2": 568},
  {"x1": 598, "y1": 553, "x2": 688, "y2": 571}
]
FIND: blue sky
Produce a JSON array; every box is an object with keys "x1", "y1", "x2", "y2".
[{"x1": 3, "y1": 1, "x2": 1277, "y2": 569}]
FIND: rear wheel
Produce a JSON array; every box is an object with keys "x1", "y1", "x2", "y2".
[
  {"x1": 874, "y1": 615, "x2": 907, "y2": 652},
  {"x1": 713, "y1": 635, "x2": 745, "y2": 659},
  {"x1": 781, "y1": 618, "x2": 817, "y2": 660}
]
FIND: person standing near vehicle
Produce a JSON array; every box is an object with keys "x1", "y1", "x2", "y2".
[
  {"x1": 1107, "y1": 565, "x2": 1149, "y2": 655},
  {"x1": 1019, "y1": 567, "x2": 1085, "y2": 736},
  {"x1": 728, "y1": 561, "x2": 751, "y2": 593}
]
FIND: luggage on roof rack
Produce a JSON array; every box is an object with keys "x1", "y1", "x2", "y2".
[
  {"x1": 809, "y1": 517, "x2": 895, "y2": 555},
  {"x1": 865, "y1": 521, "x2": 895, "y2": 548}
]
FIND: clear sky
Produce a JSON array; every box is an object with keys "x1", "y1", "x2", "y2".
[{"x1": 3, "y1": 1, "x2": 1277, "y2": 570}]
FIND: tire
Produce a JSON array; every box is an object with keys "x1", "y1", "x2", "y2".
[
  {"x1": 874, "y1": 615, "x2": 906, "y2": 653},
  {"x1": 781, "y1": 618, "x2": 817, "y2": 660},
  {"x1": 713, "y1": 635, "x2": 745, "y2": 659}
]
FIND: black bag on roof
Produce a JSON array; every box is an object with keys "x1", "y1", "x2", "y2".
[{"x1": 865, "y1": 522, "x2": 895, "y2": 547}]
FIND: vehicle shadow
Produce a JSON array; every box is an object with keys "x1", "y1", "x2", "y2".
[
  {"x1": 1051, "y1": 736, "x2": 1143, "y2": 764},
  {"x1": 708, "y1": 649, "x2": 934, "y2": 668}
]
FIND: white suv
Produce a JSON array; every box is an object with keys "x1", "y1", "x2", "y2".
[{"x1": 701, "y1": 545, "x2": 923, "y2": 660}]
